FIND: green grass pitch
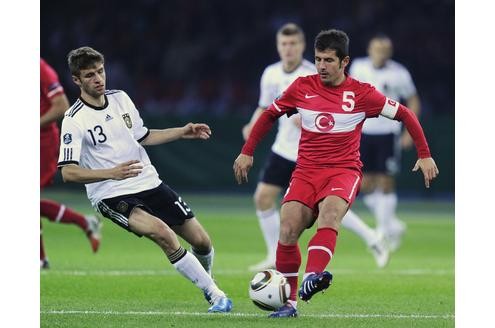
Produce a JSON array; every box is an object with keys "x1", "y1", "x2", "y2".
[{"x1": 40, "y1": 191, "x2": 454, "y2": 327}]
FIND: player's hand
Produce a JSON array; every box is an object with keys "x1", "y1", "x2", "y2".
[
  {"x1": 111, "y1": 160, "x2": 143, "y2": 180},
  {"x1": 233, "y1": 153, "x2": 253, "y2": 184},
  {"x1": 242, "y1": 124, "x2": 252, "y2": 141},
  {"x1": 412, "y1": 157, "x2": 439, "y2": 188},
  {"x1": 400, "y1": 131, "x2": 414, "y2": 149},
  {"x1": 182, "y1": 123, "x2": 212, "y2": 139}
]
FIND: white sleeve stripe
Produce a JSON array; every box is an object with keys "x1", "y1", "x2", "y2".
[
  {"x1": 380, "y1": 97, "x2": 399, "y2": 119},
  {"x1": 273, "y1": 101, "x2": 282, "y2": 112}
]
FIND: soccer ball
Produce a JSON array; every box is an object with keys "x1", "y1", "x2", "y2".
[{"x1": 248, "y1": 269, "x2": 291, "y2": 311}]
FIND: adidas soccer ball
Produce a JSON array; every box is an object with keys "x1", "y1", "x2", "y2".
[{"x1": 248, "y1": 269, "x2": 291, "y2": 311}]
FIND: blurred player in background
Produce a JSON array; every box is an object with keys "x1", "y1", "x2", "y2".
[
  {"x1": 57, "y1": 47, "x2": 232, "y2": 313},
  {"x1": 40, "y1": 58, "x2": 101, "y2": 269},
  {"x1": 243, "y1": 23, "x2": 389, "y2": 272},
  {"x1": 349, "y1": 35, "x2": 421, "y2": 251},
  {"x1": 234, "y1": 29, "x2": 438, "y2": 318}
]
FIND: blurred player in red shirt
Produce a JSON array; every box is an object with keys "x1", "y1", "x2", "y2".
[
  {"x1": 234, "y1": 29, "x2": 439, "y2": 318},
  {"x1": 40, "y1": 58, "x2": 101, "y2": 269}
]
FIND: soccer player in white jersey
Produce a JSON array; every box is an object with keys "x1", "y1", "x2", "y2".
[
  {"x1": 243, "y1": 24, "x2": 389, "y2": 271},
  {"x1": 57, "y1": 47, "x2": 232, "y2": 313},
  {"x1": 350, "y1": 35, "x2": 421, "y2": 251}
]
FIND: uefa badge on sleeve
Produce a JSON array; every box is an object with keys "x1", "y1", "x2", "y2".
[
  {"x1": 63, "y1": 133, "x2": 72, "y2": 144},
  {"x1": 122, "y1": 113, "x2": 132, "y2": 129}
]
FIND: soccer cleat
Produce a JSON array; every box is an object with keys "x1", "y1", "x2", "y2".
[
  {"x1": 40, "y1": 259, "x2": 50, "y2": 270},
  {"x1": 369, "y1": 232, "x2": 390, "y2": 268},
  {"x1": 268, "y1": 302, "x2": 298, "y2": 318},
  {"x1": 207, "y1": 296, "x2": 233, "y2": 313},
  {"x1": 85, "y1": 215, "x2": 102, "y2": 253},
  {"x1": 248, "y1": 258, "x2": 276, "y2": 272},
  {"x1": 386, "y1": 218, "x2": 407, "y2": 252},
  {"x1": 298, "y1": 271, "x2": 333, "y2": 302}
]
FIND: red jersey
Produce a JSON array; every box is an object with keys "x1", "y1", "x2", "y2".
[
  {"x1": 242, "y1": 74, "x2": 430, "y2": 171},
  {"x1": 40, "y1": 58, "x2": 65, "y2": 142}
]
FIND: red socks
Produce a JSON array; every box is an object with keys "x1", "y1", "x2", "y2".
[
  {"x1": 275, "y1": 228, "x2": 338, "y2": 302},
  {"x1": 40, "y1": 199, "x2": 88, "y2": 231},
  {"x1": 276, "y1": 242, "x2": 301, "y2": 301},
  {"x1": 305, "y1": 227, "x2": 338, "y2": 274}
]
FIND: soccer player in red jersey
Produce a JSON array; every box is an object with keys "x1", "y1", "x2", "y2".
[
  {"x1": 40, "y1": 58, "x2": 101, "y2": 269},
  {"x1": 234, "y1": 29, "x2": 439, "y2": 318}
]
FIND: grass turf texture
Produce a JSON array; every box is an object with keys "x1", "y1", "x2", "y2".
[{"x1": 41, "y1": 191, "x2": 454, "y2": 327}]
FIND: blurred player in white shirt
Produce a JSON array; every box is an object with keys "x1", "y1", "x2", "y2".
[
  {"x1": 350, "y1": 35, "x2": 421, "y2": 251},
  {"x1": 243, "y1": 24, "x2": 389, "y2": 271},
  {"x1": 58, "y1": 47, "x2": 232, "y2": 313}
]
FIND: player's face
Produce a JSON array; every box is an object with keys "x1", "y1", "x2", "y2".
[
  {"x1": 74, "y1": 62, "x2": 106, "y2": 99},
  {"x1": 368, "y1": 39, "x2": 393, "y2": 68},
  {"x1": 277, "y1": 34, "x2": 304, "y2": 65},
  {"x1": 315, "y1": 49, "x2": 349, "y2": 86}
]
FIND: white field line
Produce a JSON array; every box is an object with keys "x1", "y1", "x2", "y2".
[
  {"x1": 41, "y1": 268, "x2": 454, "y2": 277},
  {"x1": 41, "y1": 309, "x2": 454, "y2": 320}
]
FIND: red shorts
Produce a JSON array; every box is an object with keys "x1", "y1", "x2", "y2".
[
  {"x1": 282, "y1": 167, "x2": 362, "y2": 212},
  {"x1": 40, "y1": 135, "x2": 59, "y2": 188}
]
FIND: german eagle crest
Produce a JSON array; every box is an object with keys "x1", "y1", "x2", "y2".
[{"x1": 122, "y1": 113, "x2": 132, "y2": 128}]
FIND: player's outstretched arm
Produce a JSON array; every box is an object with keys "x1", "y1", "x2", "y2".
[
  {"x1": 140, "y1": 123, "x2": 211, "y2": 146},
  {"x1": 242, "y1": 107, "x2": 265, "y2": 141},
  {"x1": 391, "y1": 104, "x2": 439, "y2": 188},
  {"x1": 235, "y1": 109, "x2": 278, "y2": 184},
  {"x1": 233, "y1": 154, "x2": 253, "y2": 184},
  {"x1": 60, "y1": 160, "x2": 143, "y2": 183}
]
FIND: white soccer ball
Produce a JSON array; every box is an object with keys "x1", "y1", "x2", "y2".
[{"x1": 248, "y1": 269, "x2": 291, "y2": 311}]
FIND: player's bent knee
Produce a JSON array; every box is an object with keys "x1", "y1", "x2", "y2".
[
  {"x1": 191, "y1": 233, "x2": 212, "y2": 252},
  {"x1": 318, "y1": 205, "x2": 345, "y2": 229},
  {"x1": 279, "y1": 221, "x2": 303, "y2": 244},
  {"x1": 254, "y1": 190, "x2": 275, "y2": 210},
  {"x1": 147, "y1": 223, "x2": 180, "y2": 251}
]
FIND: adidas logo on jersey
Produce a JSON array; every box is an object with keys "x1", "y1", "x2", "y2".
[{"x1": 105, "y1": 114, "x2": 113, "y2": 121}]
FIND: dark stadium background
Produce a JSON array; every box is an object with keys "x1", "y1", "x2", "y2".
[{"x1": 41, "y1": 0, "x2": 454, "y2": 198}]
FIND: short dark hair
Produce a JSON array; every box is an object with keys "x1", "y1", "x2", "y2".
[
  {"x1": 370, "y1": 33, "x2": 391, "y2": 43},
  {"x1": 67, "y1": 46, "x2": 105, "y2": 77},
  {"x1": 314, "y1": 29, "x2": 349, "y2": 61},
  {"x1": 277, "y1": 23, "x2": 305, "y2": 43}
]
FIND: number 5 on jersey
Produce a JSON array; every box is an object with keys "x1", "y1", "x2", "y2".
[{"x1": 342, "y1": 91, "x2": 355, "y2": 112}]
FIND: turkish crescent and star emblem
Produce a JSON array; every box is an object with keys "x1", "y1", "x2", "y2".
[
  {"x1": 122, "y1": 113, "x2": 132, "y2": 128},
  {"x1": 315, "y1": 113, "x2": 335, "y2": 132}
]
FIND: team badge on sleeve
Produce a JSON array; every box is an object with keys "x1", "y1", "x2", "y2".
[
  {"x1": 63, "y1": 133, "x2": 72, "y2": 144},
  {"x1": 122, "y1": 113, "x2": 132, "y2": 128}
]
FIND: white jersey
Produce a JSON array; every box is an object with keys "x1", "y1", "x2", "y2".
[
  {"x1": 258, "y1": 59, "x2": 316, "y2": 161},
  {"x1": 57, "y1": 90, "x2": 162, "y2": 206},
  {"x1": 349, "y1": 57, "x2": 417, "y2": 135}
]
